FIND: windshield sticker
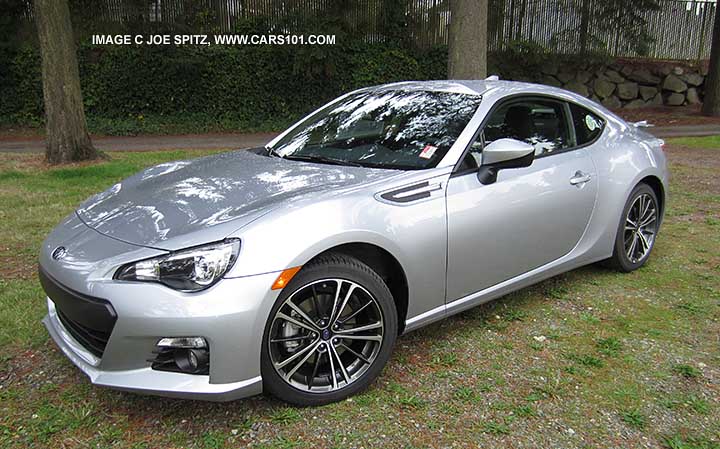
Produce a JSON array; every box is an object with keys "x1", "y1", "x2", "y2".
[
  {"x1": 419, "y1": 145, "x2": 438, "y2": 159},
  {"x1": 585, "y1": 115, "x2": 599, "y2": 131}
]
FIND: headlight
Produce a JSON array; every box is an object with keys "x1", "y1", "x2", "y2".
[{"x1": 115, "y1": 239, "x2": 240, "y2": 292}]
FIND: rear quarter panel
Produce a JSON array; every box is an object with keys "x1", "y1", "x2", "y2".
[{"x1": 582, "y1": 122, "x2": 668, "y2": 261}]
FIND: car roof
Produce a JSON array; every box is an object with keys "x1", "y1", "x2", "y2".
[
  {"x1": 369, "y1": 79, "x2": 546, "y2": 95},
  {"x1": 371, "y1": 79, "x2": 596, "y2": 99},
  {"x1": 367, "y1": 79, "x2": 628, "y2": 129}
]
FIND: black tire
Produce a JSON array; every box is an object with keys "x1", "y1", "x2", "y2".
[
  {"x1": 261, "y1": 253, "x2": 397, "y2": 406},
  {"x1": 604, "y1": 183, "x2": 660, "y2": 272}
]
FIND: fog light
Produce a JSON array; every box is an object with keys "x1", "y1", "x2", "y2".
[
  {"x1": 174, "y1": 348, "x2": 209, "y2": 374},
  {"x1": 151, "y1": 337, "x2": 210, "y2": 375},
  {"x1": 157, "y1": 336, "x2": 207, "y2": 348}
]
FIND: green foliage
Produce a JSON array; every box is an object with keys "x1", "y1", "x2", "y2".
[
  {"x1": 0, "y1": 45, "x2": 43, "y2": 126},
  {"x1": 480, "y1": 420, "x2": 511, "y2": 435},
  {"x1": 663, "y1": 435, "x2": 720, "y2": 449},
  {"x1": 596, "y1": 336, "x2": 622, "y2": 357},
  {"x1": 0, "y1": 39, "x2": 436, "y2": 134},
  {"x1": 673, "y1": 364, "x2": 702, "y2": 379},
  {"x1": 668, "y1": 136, "x2": 720, "y2": 150},
  {"x1": 269, "y1": 408, "x2": 302, "y2": 425},
  {"x1": 620, "y1": 408, "x2": 647, "y2": 429},
  {"x1": 488, "y1": 39, "x2": 611, "y2": 83},
  {"x1": 348, "y1": 46, "x2": 421, "y2": 87}
]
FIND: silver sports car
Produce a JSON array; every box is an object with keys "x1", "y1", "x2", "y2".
[{"x1": 40, "y1": 80, "x2": 668, "y2": 405}]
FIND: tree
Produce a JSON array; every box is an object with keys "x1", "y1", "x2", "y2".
[
  {"x1": 552, "y1": 0, "x2": 660, "y2": 56},
  {"x1": 702, "y1": 2, "x2": 720, "y2": 117},
  {"x1": 34, "y1": 0, "x2": 102, "y2": 164},
  {"x1": 448, "y1": 0, "x2": 488, "y2": 79}
]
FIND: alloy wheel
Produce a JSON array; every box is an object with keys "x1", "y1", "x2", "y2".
[
  {"x1": 268, "y1": 279, "x2": 384, "y2": 393},
  {"x1": 623, "y1": 193, "x2": 657, "y2": 264}
]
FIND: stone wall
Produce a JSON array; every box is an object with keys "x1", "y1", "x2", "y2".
[{"x1": 531, "y1": 60, "x2": 708, "y2": 109}]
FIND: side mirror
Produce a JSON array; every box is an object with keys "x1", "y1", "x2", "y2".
[{"x1": 477, "y1": 138, "x2": 535, "y2": 185}]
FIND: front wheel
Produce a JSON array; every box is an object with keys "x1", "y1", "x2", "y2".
[
  {"x1": 261, "y1": 254, "x2": 397, "y2": 406},
  {"x1": 605, "y1": 183, "x2": 660, "y2": 272}
]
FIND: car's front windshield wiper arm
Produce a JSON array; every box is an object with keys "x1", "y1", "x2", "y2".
[
  {"x1": 282, "y1": 154, "x2": 363, "y2": 167},
  {"x1": 265, "y1": 146, "x2": 281, "y2": 158}
]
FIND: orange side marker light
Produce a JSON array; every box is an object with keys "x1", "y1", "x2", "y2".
[{"x1": 271, "y1": 266, "x2": 302, "y2": 290}]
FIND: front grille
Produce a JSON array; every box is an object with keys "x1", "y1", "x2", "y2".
[
  {"x1": 56, "y1": 308, "x2": 111, "y2": 357},
  {"x1": 39, "y1": 266, "x2": 117, "y2": 358}
]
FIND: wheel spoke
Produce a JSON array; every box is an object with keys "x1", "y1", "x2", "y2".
[
  {"x1": 335, "y1": 321, "x2": 382, "y2": 335},
  {"x1": 338, "y1": 334, "x2": 383, "y2": 342},
  {"x1": 637, "y1": 231, "x2": 651, "y2": 254},
  {"x1": 626, "y1": 217, "x2": 638, "y2": 228},
  {"x1": 330, "y1": 344, "x2": 350, "y2": 384},
  {"x1": 270, "y1": 335, "x2": 313, "y2": 344},
  {"x1": 285, "y1": 341, "x2": 321, "y2": 380},
  {"x1": 639, "y1": 212, "x2": 656, "y2": 228},
  {"x1": 626, "y1": 233, "x2": 638, "y2": 260},
  {"x1": 307, "y1": 351, "x2": 323, "y2": 390},
  {"x1": 624, "y1": 231, "x2": 634, "y2": 246},
  {"x1": 276, "y1": 312, "x2": 317, "y2": 334},
  {"x1": 286, "y1": 301, "x2": 320, "y2": 332},
  {"x1": 338, "y1": 300, "x2": 372, "y2": 325},
  {"x1": 310, "y1": 284, "x2": 321, "y2": 318},
  {"x1": 327, "y1": 343, "x2": 338, "y2": 389},
  {"x1": 274, "y1": 339, "x2": 319, "y2": 370},
  {"x1": 640, "y1": 196, "x2": 651, "y2": 221},
  {"x1": 339, "y1": 343, "x2": 371, "y2": 364},
  {"x1": 333, "y1": 284, "x2": 357, "y2": 326},
  {"x1": 327, "y1": 280, "x2": 343, "y2": 324}
]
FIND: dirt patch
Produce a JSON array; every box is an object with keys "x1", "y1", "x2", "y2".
[
  {"x1": 0, "y1": 126, "x2": 44, "y2": 140},
  {"x1": 663, "y1": 145, "x2": 720, "y2": 195},
  {"x1": 664, "y1": 145, "x2": 720, "y2": 169},
  {"x1": 0, "y1": 255, "x2": 37, "y2": 280},
  {"x1": 0, "y1": 152, "x2": 114, "y2": 172},
  {"x1": 0, "y1": 153, "x2": 45, "y2": 171}
]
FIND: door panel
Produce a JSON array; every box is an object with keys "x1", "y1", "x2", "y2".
[{"x1": 445, "y1": 148, "x2": 597, "y2": 302}]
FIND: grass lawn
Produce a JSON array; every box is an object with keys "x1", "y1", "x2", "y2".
[
  {"x1": 0, "y1": 138, "x2": 719, "y2": 448},
  {"x1": 666, "y1": 135, "x2": 720, "y2": 150}
]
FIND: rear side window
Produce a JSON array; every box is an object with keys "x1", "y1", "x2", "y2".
[{"x1": 569, "y1": 103, "x2": 604, "y2": 146}]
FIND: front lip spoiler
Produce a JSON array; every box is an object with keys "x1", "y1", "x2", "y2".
[{"x1": 43, "y1": 298, "x2": 263, "y2": 401}]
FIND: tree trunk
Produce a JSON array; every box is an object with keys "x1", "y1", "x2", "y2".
[
  {"x1": 702, "y1": 2, "x2": 720, "y2": 116},
  {"x1": 448, "y1": 0, "x2": 488, "y2": 79},
  {"x1": 34, "y1": 0, "x2": 102, "y2": 164},
  {"x1": 578, "y1": 0, "x2": 591, "y2": 54}
]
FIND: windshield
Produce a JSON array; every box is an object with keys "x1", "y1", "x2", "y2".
[{"x1": 270, "y1": 90, "x2": 482, "y2": 170}]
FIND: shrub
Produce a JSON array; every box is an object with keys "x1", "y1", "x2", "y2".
[{"x1": 0, "y1": 39, "x2": 434, "y2": 134}]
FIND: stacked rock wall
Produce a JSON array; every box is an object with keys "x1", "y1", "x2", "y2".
[{"x1": 527, "y1": 60, "x2": 708, "y2": 109}]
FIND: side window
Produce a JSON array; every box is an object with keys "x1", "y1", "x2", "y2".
[
  {"x1": 481, "y1": 98, "x2": 573, "y2": 157},
  {"x1": 569, "y1": 103, "x2": 605, "y2": 145}
]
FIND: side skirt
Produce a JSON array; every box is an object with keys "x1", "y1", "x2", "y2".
[{"x1": 403, "y1": 253, "x2": 608, "y2": 334}]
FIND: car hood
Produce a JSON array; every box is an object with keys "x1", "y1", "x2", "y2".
[{"x1": 76, "y1": 150, "x2": 400, "y2": 250}]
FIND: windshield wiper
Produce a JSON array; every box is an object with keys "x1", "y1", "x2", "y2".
[{"x1": 282, "y1": 154, "x2": 363, "y2": 167}]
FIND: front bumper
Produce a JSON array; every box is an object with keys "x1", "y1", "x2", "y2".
[{"x1": 42, "y1": 271, "x2": 281, "y2": 401}]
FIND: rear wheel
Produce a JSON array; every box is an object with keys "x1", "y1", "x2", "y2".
[
  {"x1": 605, "y1": 183, "x2": 660, "y2": 272},
  {"x1": 261, "y1": 254, "x2": 397, "y2": 406}
]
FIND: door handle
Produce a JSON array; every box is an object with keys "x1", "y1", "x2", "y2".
[{"x1": 570, "y1": 171, "x2": 592, "y2": 186}]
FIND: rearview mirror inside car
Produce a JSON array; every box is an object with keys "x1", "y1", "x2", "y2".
[{"x1": 478, "y1": 138, "x2": 535, "y2": 185}]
